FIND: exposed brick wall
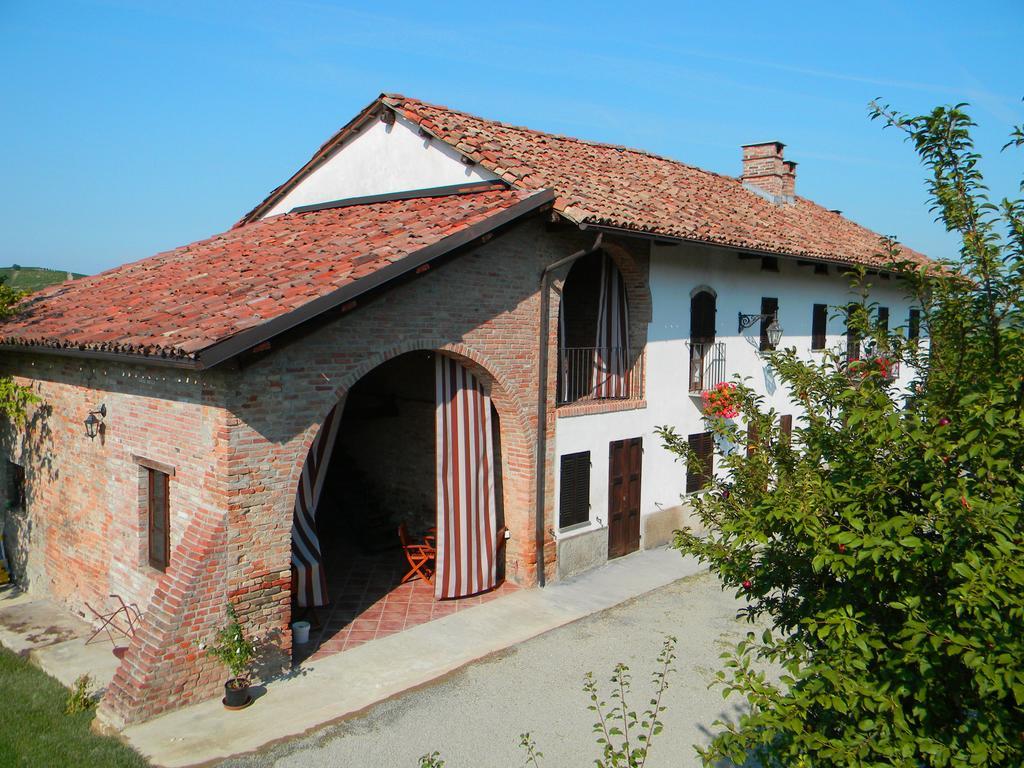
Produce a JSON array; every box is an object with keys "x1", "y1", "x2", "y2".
[
  {"x1": 217, "y1": 216, "x2": 589, "y2": 666},
  {"x1": 0, "y1": 215, "x2": 637, "y2": 726}
]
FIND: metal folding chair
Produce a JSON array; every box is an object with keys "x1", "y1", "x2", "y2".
[{"x1": 85, "y1": 594, "x2": 142, "y2": 648}]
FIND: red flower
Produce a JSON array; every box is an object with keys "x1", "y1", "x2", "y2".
[{"x1": 702, "y1": 382, "x2": 739, "y2": 418}]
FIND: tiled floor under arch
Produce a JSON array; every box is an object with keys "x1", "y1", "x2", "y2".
[{"x1": 294, "y1": 546, "x2": 519, "y2": 664}]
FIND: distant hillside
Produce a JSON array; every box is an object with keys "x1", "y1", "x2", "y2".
[{"x1": 0, "y1": 265, "x2": 86, "y2": 294}]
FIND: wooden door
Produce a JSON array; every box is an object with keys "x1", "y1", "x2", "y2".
[{"x1": 607, "y1": 437, "x2": 642, "y2": 559}]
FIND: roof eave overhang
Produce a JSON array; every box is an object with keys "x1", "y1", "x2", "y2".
[
  {"x1": 576, "y1": 220, "x2": 908, "y2": 275},
  {"x1": 0, "y1": 189, "x2": 554, "y2": 371},
  {"x1": 0, "y1": 343, "x2": 203, "y2": 370}
]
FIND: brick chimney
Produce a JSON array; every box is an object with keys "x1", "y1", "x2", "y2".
[{"x1": 741, "y1": 141, "x2": 796, "y2": 202}]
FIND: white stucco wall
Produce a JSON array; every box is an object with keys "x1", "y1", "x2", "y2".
[
  {"x1": 554, "y1": 242, "x2": 920, "y2": 552},
  {"x1": 263, "y1": 114, "x2": 499, "y2": 217}
]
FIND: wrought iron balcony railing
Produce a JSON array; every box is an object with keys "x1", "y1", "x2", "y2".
[
  {"x1": 557, "y1": 347, "x2": 645, "y2": 405},
  {"x1": 687, "y1": 341, "x2": 727, "y2": 393}
]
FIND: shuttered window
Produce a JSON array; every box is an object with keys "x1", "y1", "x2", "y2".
[
  {"x1": 559, "y1": 451, "x2": 591, "y2": 529},
  {"x1": 779, "y1": 414, "x2": 793, "y2": 445},
  {"x1": 759, "y1": 297, "x2": 778, "y2": 351},
  {"x1": 811, "y1": 304, "x2": 827, "y2": 350},
  {"x1": 746, "y1": 421, "x2": 759, "y2": 458},
  {"x1": 147, "y1": 467, "x2": 170, "y2": 571},
  {"x1": 909, "y1": 308, "x2": 921, "y2": 341},
  {"x1": 845, "y1": 304, "x2": 861, "y2": 362},
  {"x1": 877, "y1": 307, "x2": 889, "y2": 333},
  {"x1": 686, "y1": 432, "x2": 714, "y2": 494}
]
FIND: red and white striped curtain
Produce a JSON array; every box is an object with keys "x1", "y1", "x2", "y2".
[
  {"x1": 435, "y1": 355, "x2": 498, "y2": 600},
  {"x1": 291, "y1": 403, "x2": 342, "y2": 608},
  {"x1": 591, "y1": 253, "x2": 631, "y2": 398}
]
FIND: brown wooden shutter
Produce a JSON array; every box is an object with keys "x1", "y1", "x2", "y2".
[
  {"x1": 811, "y1": 304, "x2": 827, "y2": 350},
  {"x1": 779, "y1": 414, "x2": 793, "y2": 445},
  {"x1": 877, "y1": 307, "x2": 889, "y2": 333},
  {"x1": 686, "y1": 432, "x2": 713, "y2": 493},
  {"x1": 559, "y1": 451, "x2": 591, "y2": 528},
  {"x1": 846, "y1": 304, "x2": 861, "y2": 362},
  {"x1": 746, "y1": 420, "x2": 759, "y2": 458},
  {"x1": 690, "y1": 291, "x2": 716, "y2": 344},
  {"x1": 908, "y1": 309, "x2": 921, "y2": 340},
  {"x1": 759, "y1": 297, "x2": 778, "y2": 351},
  {"x1": 148, "y1": 468, "x2": 170, "y2": 571}
]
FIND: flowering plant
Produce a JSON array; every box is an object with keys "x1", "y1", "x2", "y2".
[
  {"x1": 701, "y1": 382, "x2": 740, "y2": 419},
  {"x1": 848, "y1": 356, "x2": 895, "y2": 380}
]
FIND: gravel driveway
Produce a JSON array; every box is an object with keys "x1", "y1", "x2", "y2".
[{"x1": 220, "y1": 570, "x2": 755, "y2": 768}]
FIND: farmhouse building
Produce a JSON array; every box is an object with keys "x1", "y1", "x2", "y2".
[{"x1": 0, "y1": 93, "x2": 928, "y2": 726}]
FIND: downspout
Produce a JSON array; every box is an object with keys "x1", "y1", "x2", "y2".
[{"x1": 534, "y1": 233, "x2": 603, "y2": 587}]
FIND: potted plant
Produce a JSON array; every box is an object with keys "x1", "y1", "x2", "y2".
[
  {"x1": 207, "y1": 604, "x2": 256, "y2": 710},
  {"x1": 701, "y1": 382, "x2": 740, "y2": 419}
]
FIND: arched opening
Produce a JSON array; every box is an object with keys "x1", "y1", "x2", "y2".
[
  {"x1": 291, "y1": 350, "x2": 513, "y2": 664},
  {"x1": 688, "y1": 289, "x2": 724, "y2": 392},
  {"x1": 557, "y1": 251, "x2": 634, "y2": 403}
]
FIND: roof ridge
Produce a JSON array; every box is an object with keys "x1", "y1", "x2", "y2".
[{"x1": 381, "y1": 93, "x2": 746, "y2": 188}]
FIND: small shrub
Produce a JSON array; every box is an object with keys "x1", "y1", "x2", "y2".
[
  {"x1": 65, "y1": 674, "x2": 96, "y2": 715},
  {"x1": 206, "y1": 604, "x2": 256, "y2": 682}
]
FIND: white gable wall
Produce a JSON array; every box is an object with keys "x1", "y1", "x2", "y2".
[{"x1": 263, "y1": 114, "x2": 499, "y2": 218}]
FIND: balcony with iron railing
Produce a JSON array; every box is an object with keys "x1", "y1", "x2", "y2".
[
  {"x1": 687, "y1": 341, "x2": 727, "y2": 393},
  {"x1": 556, "y1": 347, "x2": 645, "y2": 406}
]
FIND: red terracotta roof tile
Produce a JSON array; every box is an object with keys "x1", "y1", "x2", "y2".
[
  {"x1": 0, "y1": 187, "x2": 540, "y2": 361},
  {"x1": 369, "y1": 94, "x2": 929, "y2": 270}
]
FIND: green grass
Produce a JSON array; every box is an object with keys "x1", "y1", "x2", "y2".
[
  {"x1": 0, "y1": 266, "x2": 86, "y2": 294},
  {"x1": 0, "y1": 647, "x2": 149, "y2": 767}
]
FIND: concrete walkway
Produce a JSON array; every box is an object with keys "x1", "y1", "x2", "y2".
[
  {"x1": 222, "y1": 570, "x2": 751, "y2": 768},
  {"x1": 0, "y1": 585, "x2": 121, "y2": 691},
  {"x1": 124, "y1": 547, "x2": 704, "y2": 767}
]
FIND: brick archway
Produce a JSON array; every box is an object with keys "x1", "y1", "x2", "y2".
[{"x1": 282, "y1": 340, "x2": 538, "y2": 607}]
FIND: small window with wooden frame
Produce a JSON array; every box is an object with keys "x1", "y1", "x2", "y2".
[
  {"x1": 908, "y1": 308, "x2": 921, "y2": 342},
  {"x1": 134, "y1": 456, "x2": 174, "y2": 572},
  {"x1": 559, "y1": 451, "x2": 591, "y2": 530},
  {"x1": 686, "y1": 432, "x2": 714, "y2": 494},
  {"x1": 759, "y1": 297, "x2": 778, "y2": 351},
  {"x1": 811, "y1": 303, "x2": 827, "y2": 351}
]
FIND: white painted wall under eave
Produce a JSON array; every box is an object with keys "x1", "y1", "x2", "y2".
[
  {"x1": 263, "y1": 114, "x2": 499, "y2": 218},
  {"x1": 554, "y1": 242, "x2": 922, "y2": 554}
]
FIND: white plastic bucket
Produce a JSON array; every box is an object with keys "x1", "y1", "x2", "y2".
[{"x1": 292, "y1": 620, "x2": 311, "y2": 645}]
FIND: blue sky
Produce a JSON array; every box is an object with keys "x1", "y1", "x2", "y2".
[{"x1": 1, "y1": 0, "x2": 1021, "y2": 274}]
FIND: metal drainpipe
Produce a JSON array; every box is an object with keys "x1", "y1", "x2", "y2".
[{"x1": 534, "y1": 233, "x2": 603, "y2": 587}]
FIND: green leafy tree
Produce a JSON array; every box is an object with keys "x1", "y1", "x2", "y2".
[
  {"x1": 0, "y1": 277, "x2": 37, "y2": 424},
  {"x1": 658, "y1": 102, "x2": 1024, "y2": 766}
]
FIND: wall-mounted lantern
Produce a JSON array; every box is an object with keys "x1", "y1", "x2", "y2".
[
  {"x1": 738, "y1": 311, "x2": 784, "y2": 348},
  {"x1": 84, "y1": 404, "x2": 106, "y2": 439}
]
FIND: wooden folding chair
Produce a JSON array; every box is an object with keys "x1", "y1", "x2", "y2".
[
  {"x1": 85, "y1": 594, "x2": 142, "y2": 647},
  {"x1": 398, "y1": 522, "x2": 436, "y2": 585}
]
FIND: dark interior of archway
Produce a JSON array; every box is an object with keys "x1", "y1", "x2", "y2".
[
  {"x1": 320, "y1": 350, "x2": 438, "y2": 553},
  {"x1": 560, "y1": 250, "x2": 604, "y2": 349},
  {"x1": 295, "y1": 351, "x2": 506, "y2": 663}
]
